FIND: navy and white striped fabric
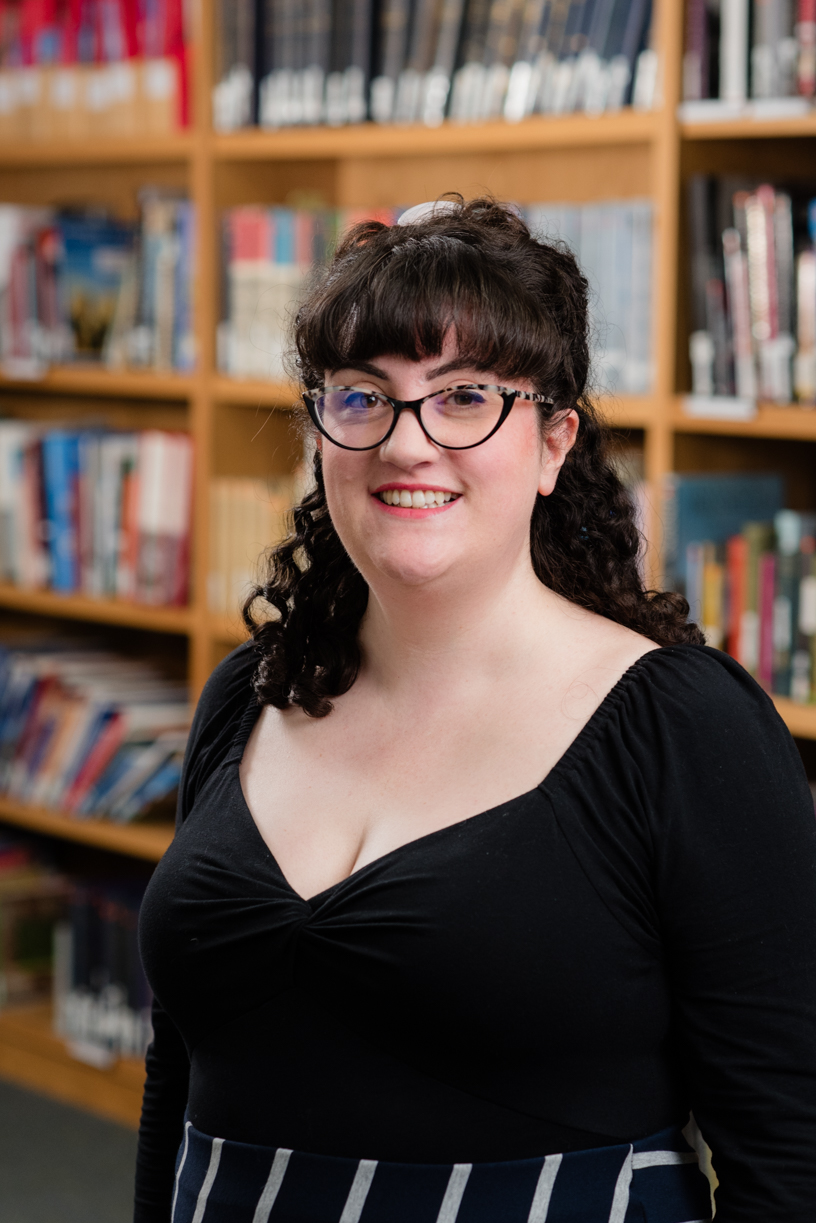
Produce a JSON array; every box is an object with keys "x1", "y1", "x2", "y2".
[{"x1": 171, "y1": 1122, "x2": 712, "y2": 1223}]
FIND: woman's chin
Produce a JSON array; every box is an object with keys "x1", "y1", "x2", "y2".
[{"x1": 362, "y1": 543, "x2": 459, "y2": 588}]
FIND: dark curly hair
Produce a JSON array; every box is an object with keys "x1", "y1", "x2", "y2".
[{"x1": 244, "y1": 196, "x2": 703, "y2": 717}]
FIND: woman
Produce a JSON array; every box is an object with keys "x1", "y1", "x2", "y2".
[{"x1": 135, "y1": 198, "x2": 816, "y2": 1223}]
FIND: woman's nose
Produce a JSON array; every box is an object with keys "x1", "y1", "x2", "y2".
[{"x1": 378, "y1": 406, "x2": 438, "y2": 465}]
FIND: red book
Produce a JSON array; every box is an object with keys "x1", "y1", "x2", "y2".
[
  {"x1": 758, "y1": 552, "x2": 776, "y2": 690},
  {"x1": 65, "y1": 710, "x2": 124, "y2": 811},
  {"x1": 799, "y1": 0, "x2": 816, "y2": 96},
  {"x1": 726, "y1": 534, "x2": 748, "y2": 661}
]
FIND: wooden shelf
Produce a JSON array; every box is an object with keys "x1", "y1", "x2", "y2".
[
  {"x1": 0, "y1": 365, "x2": 198, "y2": 400},
  {"x1": 0, "y1": 1003, "x2": 142, "y2": 1127},
  {"x1": 773, "y1": 697, "x2": 816, "y2": 740},
  {"x1": 672, "y1": 399, "x2": 816, "y2": 440},
  {"x1": 0, "y1": 797, "x2": 173, "y2": 861},
  {"x1": 681, "y1": 114, "x2": 816, "y2": 140},
  {"x1": 213, "y1": 109, "x2": 660, "y2": 161},
  {"x1": 0, "y1": 132, "x2": 194, "y2": 165},
  {"x1": 212, "y1": 376, "x2": 299, "y2": 406},
  {"x1": 0, "y1": 584, "x2": 193, "y2": 634}
]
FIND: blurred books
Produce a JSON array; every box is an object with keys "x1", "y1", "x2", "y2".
[
  {"x1": 0, "y1": 637, "x2": 190, "y2": 819},
  {"x1": 0, "y1": 0, "x2": 189, "y2": 141},
  {"x1": 0, "y1": 194, "x2": 196, "y2": 379},
  {"x1": 208, "y1": 474, "x2": 299, "y2": 616},
  {"x1": 686, "y1": 177, "x2": 816, "y2": 406},
  {"x1": 214, "y1": 0, "x2": 658, "y2": 132},
  {"x1": 219, "y1": 199, "x2": 654, "y2": 396},
  {"x1": 682, "y1": 0, "x2": 816, "y2": 117},
  {"x1": 0, "y1": 422, "x2": 193, "y2": 607}
]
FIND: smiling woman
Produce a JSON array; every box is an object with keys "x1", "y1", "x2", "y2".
[{"x1": 134, "y1": 199, "x2": 816, "y2": 1223}]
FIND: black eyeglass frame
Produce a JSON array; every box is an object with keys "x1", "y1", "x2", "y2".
[{"x1": 302, "y1": 384, "x2": 556, "y2": 452}]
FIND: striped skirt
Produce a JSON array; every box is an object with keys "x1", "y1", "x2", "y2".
[{"x1": 171, "y1": 1122, "x2": 713, "y2": 1223}]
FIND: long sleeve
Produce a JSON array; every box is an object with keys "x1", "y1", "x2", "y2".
[
  {"x1": 133, "y1": 998, "x2": 190, "y2": 1222},
  {"x1": 639, "y1": 649, "x2": 816, "y2": 1220},
  {"x1": 134, "y1": 643, "x2": 257, "y2": 1221}
]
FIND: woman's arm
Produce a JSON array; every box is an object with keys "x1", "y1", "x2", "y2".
[
  {"x1": 133, "y1": 999, "x2": 190, "y2": 1223},
  {"x1": 648, "y1": 650, "x2": 816, "y2": 1221}
]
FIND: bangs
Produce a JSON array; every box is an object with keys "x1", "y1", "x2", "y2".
[{"x1": 296, "y1": 224, "x2": 562, "y2": 392}]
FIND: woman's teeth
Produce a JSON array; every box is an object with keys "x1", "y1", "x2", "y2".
[{"x1": 378, "y1": 489, "x2": 457, "y2": 508}]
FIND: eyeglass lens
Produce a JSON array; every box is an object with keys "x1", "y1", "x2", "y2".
[{"x1": 313, "y1": 387, "x2": 507, "y2": 449}]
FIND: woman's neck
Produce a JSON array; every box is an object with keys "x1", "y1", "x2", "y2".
[{"x1": 358, "y1": 556, "x2": 568, "y2": 697}]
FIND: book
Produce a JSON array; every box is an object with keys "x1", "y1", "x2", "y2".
[
  {"x1": 371, "y1": 0, "x2": 414, "y2": 121},
  {"x1": 661, "y1": 471, "x2": 785, "y2": 595},
  {"x1": 0, "y1": 421, "x2": 192, "y2": 607},
  {"x1": 525, "y1": 196, "x2": 654, "y2": 394},
  {"x1": 54, "y1": 877, "x2": 153, "y2": 1063}
]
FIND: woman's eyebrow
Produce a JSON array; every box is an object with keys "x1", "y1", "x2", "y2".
[
  {"x1": 329, "y1": 361, "x2": 389, "y2": 379},
  {"x1": 424, "y1": 359, "x2": 478, "y2": 381}
]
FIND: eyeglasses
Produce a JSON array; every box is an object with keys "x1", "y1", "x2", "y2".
[{"x1": 302, "y1": 384, "x2": 555, "y2": 451}]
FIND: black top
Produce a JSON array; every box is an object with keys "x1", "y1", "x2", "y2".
[{"x1": 135, "y1": 643, "x2": 816, "y2": 1223}]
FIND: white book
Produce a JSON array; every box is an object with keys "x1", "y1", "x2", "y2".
[{"x1": 720, "y1": 0, "x2": 750, "y2": 102}]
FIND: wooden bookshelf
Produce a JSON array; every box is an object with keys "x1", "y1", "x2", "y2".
[
  {"x1": 0, "y1": 1003, "x2": 142, "y2": 1126},
  {"x1": 0, "y1": 0, "x2": 815, "y2": 1122},
  {"x1": 0, "y1": 796, "x2": 172, "y2": 861}
]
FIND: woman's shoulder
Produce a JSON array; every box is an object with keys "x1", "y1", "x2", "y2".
[
  {"x1": 620, "y1": 642, "x2": 783, "y2": 731},
  {"x1": 194, "y1": 641, "x2": 258, "y2": 725}
]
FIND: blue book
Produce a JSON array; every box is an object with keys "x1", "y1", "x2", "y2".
[
  {"x1": 56, "y1": 214, "x2": 135, "y2": 359},
  {"x1": 663, "y1": 472, "x2": 786, "y2": 594},
  {"x1": 41, "y1": 431, "x2": 80, "y2": 591},
  {"x1": 273, "y1": 208, "x2": 296, "y2": 264}
]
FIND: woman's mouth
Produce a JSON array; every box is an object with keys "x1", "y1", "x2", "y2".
[{"x1": 376, "y1": 489, "x2": 460, "y2": 507}]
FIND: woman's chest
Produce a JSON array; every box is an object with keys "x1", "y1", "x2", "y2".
[
  {"x1": 238, "y1": 690, "x2": 608, "y2": 902},
  {"x1": 140, "y1": 770, "x2": 668, "y2": 1065}
]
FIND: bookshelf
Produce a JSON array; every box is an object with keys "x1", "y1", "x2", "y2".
[{"x1": 0, "y1": 0, "x2": 815, "y2": 1125}]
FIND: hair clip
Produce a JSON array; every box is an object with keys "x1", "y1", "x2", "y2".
[{"x1": 396, "y1": 201, "x2": 463, "y2": 227}]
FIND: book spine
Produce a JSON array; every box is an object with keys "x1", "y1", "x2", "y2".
[
  {"x1": 798, "y1": 0, "x2": 816, "y2": 94},
  {"x1": 720, "y1": 0, "x2": 749, "y2": 101}
]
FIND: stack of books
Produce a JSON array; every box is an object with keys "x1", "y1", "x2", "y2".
[
  {"x1": 664, "y1": 472, "x2": 816, "y2": 703},
  {"x1": 682, "y1": 0, "x2": 816, "y2": 118},
  {"x1": 219, "y1": 199, "x2": 654, "y2": 395},
  {"x1": 687, "y1": 177, "x2": 816, "y2": 405},
  {"x1": 0, "y1": 636, "x2": 190, "y2": 820},
  {"x1": 0, "y1": 422, "x2": 193, "y2": 606},
  {"x1": 0, "y1": 0, "x2": 189, "y2": 140},
  {"x1": 0, "y1": 194, "x2": 196, "y2": 380},
  {"x1": 213, "y1": 0, "x2": 658, "y2": 132},
  {"x1": 54, "y1": 877, "x2": 153, "y2": 1065},
  {"x1": 208, "y1": 474, "x2": 300, "y2": 616}
]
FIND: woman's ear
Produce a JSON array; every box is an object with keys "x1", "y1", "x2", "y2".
[{"x1": 538, "y1": 410, "x2": 579, "y2": 497}]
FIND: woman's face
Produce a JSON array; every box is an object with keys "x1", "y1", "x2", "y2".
[{"x1": 319, "y1": 336, "x2": 578, "y2": 594}]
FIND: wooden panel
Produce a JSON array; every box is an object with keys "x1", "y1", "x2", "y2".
[
  {"x1": 0, "y1": 798, "x2": 173, "y2": 860},
  {"x1": 0, "y1": 366, "x2": 197, "y2": 400},
  {"x1": 681, "y1": 136, "x2": 816, "y2": 182},
  {"x1": 214, "y1": 161, "x2": 338, "y2": 211},
  {"x1": 0, "y1": 392, "x2": 189, "y2": 432},
  {"x1": 212, "y1": 402, "x2": 303, "y2": 479},
  {"x1": 774, "y1": 697, "x2": 816, "y2": 739},
  {"x1": 0, "y1": 162, "x2": 190, "y2": 217},
  {"x1": 673, "y1": 432, "x2": 816, "y2": 509},
  {"x1": 0, "y1": 1004, "x2": 143, "y2": 1127},
  {"x1": 0, "y1": 584, "x2": 193, "y2": 634},
  {"x1": 682, "y1": 115, "x2": 816, "y2": 140},
  {"x1": 0, "y1": 134, "x2": 194, "y2": 165},
  {"x1": 673, "y1": 400, "x2": 816, "y2": 439},
  {"x1": 335, "y1": 145, "x2": 653, "y2": 208},
  {"x1": 213, "y1": 111, "x2": 660, "y2": 161}
]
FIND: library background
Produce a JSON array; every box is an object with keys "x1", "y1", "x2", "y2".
[{"x1": 0, "y1": 0, "x2": 813, "y2": 1214}]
